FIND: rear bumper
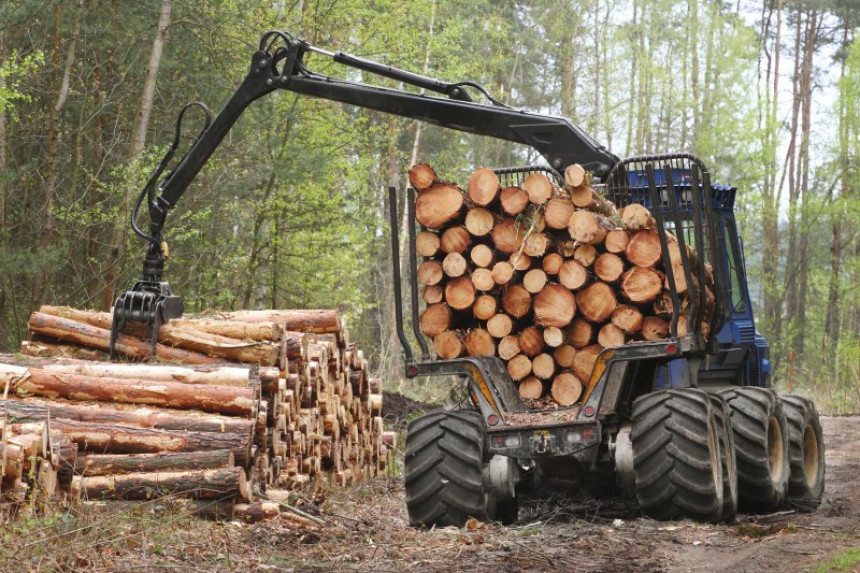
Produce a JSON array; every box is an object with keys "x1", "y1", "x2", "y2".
[{"x1": 487, "y1": 420, "x2": 601, "y2": 460}]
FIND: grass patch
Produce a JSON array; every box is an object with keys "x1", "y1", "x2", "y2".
[{"x1": 813, "y1": 547, "x2": 860, "y2": 573}]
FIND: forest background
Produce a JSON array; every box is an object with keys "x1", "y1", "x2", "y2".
[{"x1": 0, "y1": 0, "x2": 858, "y2": 412}]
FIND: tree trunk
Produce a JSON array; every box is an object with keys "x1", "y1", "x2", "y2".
[{"x1": 72, "y1": 466, "x2": 251, "y2": 502}]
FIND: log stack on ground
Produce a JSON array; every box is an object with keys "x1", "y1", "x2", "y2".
[
  {"x1": 0, "y1": 306, "x2": 391, "y2": 519},
  {"x1": 413, "y1": 163, "x2": 715, "y2": 407}
]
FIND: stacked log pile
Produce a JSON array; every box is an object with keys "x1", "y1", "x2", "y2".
[
  {"x1": 0, "y1": 306, "x2": 394, "y2": 517},
  {"x1": 411, "y1": 162, "x2": 715, "y2": 408}
]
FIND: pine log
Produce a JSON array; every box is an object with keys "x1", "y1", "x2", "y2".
[
  {"x1": 533, "y1": 284, "x2": 576, "y2": 328},
  {"x1": 509, "y1": 252, "x2": 531, "y2": 271},
  {"x1": 558, "y1": 259, "x2": 589, "y2": 291},
  {"x1": 214, "y1": 309, "x2": 343, "y2": 337},
  {"x1": 576, "y1": 282, "x2": 617, "y2": 323},
  {"x1": 408, "y1": 163, "x2": 437, "y2": 190},
  {"x1": 0, "y1": 443, "x2": 25, "y2": 479},
  {"x1": 543, "y1": 326, "x2": 564, "y2": 348},
  {"x1": 440, "y1": 225, "x2": 471, "y2": 254},
  {"x1": 620, "y1": 203, "x2": 655, "y2": 230},
  {"x1": 551, "y1": 372, "x2": 583, "y2": 406},
  {"x1": 641, "y1": 316, "x2": 670, "y2": 341},
  {"x1": 415, "y1": 183, "x2": 464, "y2": 229},
  {"x1": 491, "y1": 261, "x2": 515, "y2": 285},
  {"x1": 27, "y1": 313, "x2": 222, "y2": 364},
  {"x1": 544, "y1": 198, "x2": 575, "y2": 230},
  {"x1": 573, "y1": 244, "x2": 598, "y2": 267},
  {"x1": 572, "y1": 345, "x2": 603, "y2": 383},
  {"x1": 433, "y1": 330, "x2": 465, "y2": 359},
  {"x1": 76, "y1": 450, "x2": 234, "y2": 477},
  {"x1": 444, "y1": 277, "x2": 476, "y2": 310},
  {"x1": 490, "y1": 218, "x2": 524, "y2": 254},
  {"x1": 15, "y1": 370, "x2": 256, "y2": 416},
  {"x1": 566, "y1": 318, "x2": 594, "y2": 349},
  {"x1": 72, "y1": 466, "x2": 251, "y2": 502},
  {"x1": 468, "y1": 268, "x2": 493, "y2": 292},
  {"x1": 523, "y1": 269, "x2": 548, "y2": 294},
  {"x1": 500, "y1": 186, "x2": 529, "y2": 215},
  {"x1": 517, "y1": 326, "x2": 544, "y2": 358},
  {"x1": 9, "y1": 398, "x2": 253, "y2": 434},
  {"x1": 604, "y1": 229, "x2": 629, "y2": 254},
  {"x1": 501, "y1": 285, "x2": 531, "y2": 319},
  {"x1": 611, "y1": 304, "x2": 644, "y2": 334},
  {"x1": 523, "y1": 173, "x2": 554, "y2": 205},
  {"x1": 419, "y1": 304, "x2": 452, "y2": 338},
  {"x1": 422, "y1": 285, "x2": 444, "y2": 304},
  {"x1": 522, "y1": 232, "x2": 549, "y2": 257},
  {"x1": 506, "y1": 355, "x2": 532, "y2": 381},
  {"x1": 598, "y1": 324, "x2": 626, "y2": 348},
  {"x1": 465, "y1": 329, "x2": 495, "y2": 357},
  {"x1": 464, "y1": 208, "x2": 495, "y2": 237},
  {"x1": 531, "y1": 353, "x2": 556, "y2": 380},
  {"x1": 568, "y1": 211, "x2": 612, "y2": 245},
  {"x1": 25, "y1": 362, "x2": 255, "y2": 389},
  {"x1": 518, "y1": 376, "x2": 543, "y2": 400},
  {"x1": 470, "y1": 244, "x2": 494, "y2": 268},
  {"x1": 626, "y1": 229, "x2": 662, "y2": 268},
  {"x1": 497, "y1": 336, "x2": 521, "y2": 360},
  {"x1": 564, "y1": 164, "x2": 587, "y2": 188},
  {"x1": 468, "y1": 168, "x2": 500, "y2": 206},
  {"x1": 472, "y1": 295, "x2": 498, "y2": 321},
  {"x1": 542, "y1": 253, "x2": 564, "y2": 275},
  {"x1": 233, "y1": 501, "x2": 281, "y2": 523},
  {"x1": 20, "y1": 340, "x2": 107, "y2": 361},
  {"x1": 594, "y1": 253, "x2": 625, "y2": 283},
  {"x1": 486, "y1": 314, "x2": 513, "y2": 339},
  {"x1": 442, "y1": 252, "x2": 468, "y2": 277},
  {"x1": 553, "y1": 344, "x2": 577, "y2": 368},
  {"x1": 621, "y1": 267, "x2": 663, "y2": 303},
  {"x1": 417, "y1": 260, "x2": 444, "y2": 285},
  {"x1": 415, "y1": 231, "x2": 441, "y2": 257}
]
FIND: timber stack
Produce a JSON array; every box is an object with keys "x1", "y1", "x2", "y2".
[
  {"x1": 0, "y1": 306, "x2": 393, "y2": 518},
  {"x1": 411, "y1": 162, "x2": 715, "y2": 407}
]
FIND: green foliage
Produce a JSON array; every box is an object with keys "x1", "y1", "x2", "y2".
[{"x1": 813, "y1": 547, "x2": 860, "y2": 573}]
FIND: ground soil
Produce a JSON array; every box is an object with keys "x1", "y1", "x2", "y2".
[{"x1": 1, "y1": 416, "x2": 856, "y2": 572}]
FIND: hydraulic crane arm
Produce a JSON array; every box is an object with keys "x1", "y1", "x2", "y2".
[{"x1": 110, "y1": 30, "x2": 619, "y2": 356}]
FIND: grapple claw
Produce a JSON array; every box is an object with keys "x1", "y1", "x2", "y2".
[{"x1": 110, "y1": 281, "x2": 184, "y2": 360}]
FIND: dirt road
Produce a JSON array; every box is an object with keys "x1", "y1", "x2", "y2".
[{"x1": 2, "y1": 416, "x2": 856, "y2": 571}]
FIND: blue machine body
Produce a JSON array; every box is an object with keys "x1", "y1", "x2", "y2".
[{"x1": 628, "y1": 169, "x2": 771, "y2": 389}]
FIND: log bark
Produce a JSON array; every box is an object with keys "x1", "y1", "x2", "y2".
[
  {"x1": 72, "y1": 466, "x2": 251, "y2": 501},
  {"x1": 415, "y1": 183, "x2": 464, "y2": 229},
  {"x1": 16, "y1": 370, "x2": 256, "y2": 416},
  {"x1": 233, "y1": 501, "x2": 281, "y2": 523},
  {"x1": 76, "y1": 450, "x2": 234, "y2": 477},
  {"x1": 217, "y1": 309, "x2": 343, "y2": 336}
]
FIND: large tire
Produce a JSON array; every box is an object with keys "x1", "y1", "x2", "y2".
[
  {"x1": 404, "y1": 411, "x2": 492, "y2": 528},
  {"x1": 720, "y1": 387, "x2": 790, "y2": 512},
  {"x1": 709, "y1": 394, "x2": 739, "y2": 522},
  {"x1": 780, "y1": 395, "x2": 825, "y2": 511},
  {"x1": 632, "y1": 389, "x2": 724, "y2": 522}
]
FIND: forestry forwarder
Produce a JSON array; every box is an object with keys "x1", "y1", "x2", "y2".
[{"x1": 111, "y1": 31, "x2": 825, "y2": 526}]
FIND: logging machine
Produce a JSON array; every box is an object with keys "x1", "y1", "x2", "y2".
[{"x1": 112, "y1": 31, "x2": 825, "y2": 526}]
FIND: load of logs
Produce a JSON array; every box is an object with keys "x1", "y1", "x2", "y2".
[
  {"x1": 0, "y1": 306, "x2": 394, "y2": 520},
  {"x1": 411, "y1": 162, "x2": 715, "y2": 408}
]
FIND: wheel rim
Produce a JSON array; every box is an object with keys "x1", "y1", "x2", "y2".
[
  {"x1": 802, "y1": 423, "x2": 820, "y2": 488},
  {"x1": 767, "y1": 416, "x2": 785, "y2": 483}
]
